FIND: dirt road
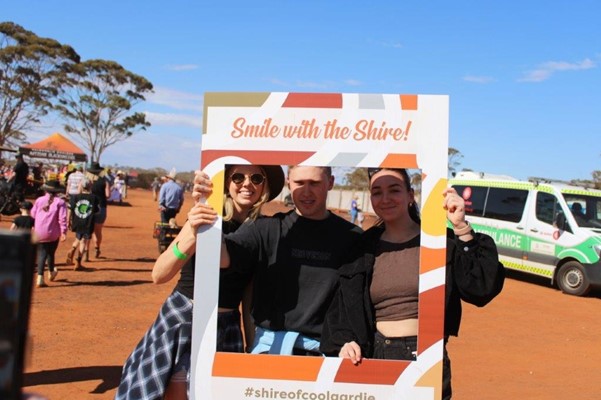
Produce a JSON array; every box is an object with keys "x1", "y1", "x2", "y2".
[{"x1": 2, "y1": 188, "x2": 599, "y2": 399}]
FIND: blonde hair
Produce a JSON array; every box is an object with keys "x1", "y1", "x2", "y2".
[
  {"x1": 222, "y1": 166, "x2": 270, "y2": 223},
  {"x1": 85, "y1": 171, "x2": 99, "y2": 182}
]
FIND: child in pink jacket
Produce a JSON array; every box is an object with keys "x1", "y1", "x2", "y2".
[{"x1": 31, "y1": 180, "x2": 68, "y2": 287}]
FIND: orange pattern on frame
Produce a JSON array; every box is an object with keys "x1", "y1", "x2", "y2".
[
  {"x1": 213, "y1": 353, "x2": 323, "y2": 381},
  {"x1": 420, "y1": 247, "x2": 446, "y2": 274},
  {"x1": 417, "y1": 285, "x2": 445, "y2": 354},
  {"x1": 334, "y1": 358, "x2": 410, "y2": 385},
  {"x1": 379, "y1": 153, "x2": 418, "y2": 169},
  {"x1": 400, "y1": 95, "x2": 418, "y2": 110},
  {"x1": 282, "y1": 93, "x2": 343, "y2": 108}
]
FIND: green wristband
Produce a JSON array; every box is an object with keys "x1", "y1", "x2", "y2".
[{"x1": 172, "y1": 242, "x2": 187, "y2": 260}]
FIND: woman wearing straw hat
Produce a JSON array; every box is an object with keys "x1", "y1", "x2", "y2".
[
  {"x1": 86, "y1": 161, "x2": 110, "y2": 259},
  {"x1": 116, "y1": 164, "x2": 285, "y2": 400},
  {"x1": 30, "y1": 180, "x2": 68, "y2": 287}
]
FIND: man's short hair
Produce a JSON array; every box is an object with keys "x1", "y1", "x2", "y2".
[{"x1": 288, "y1": 165, "x2": 332, "y2": 177}]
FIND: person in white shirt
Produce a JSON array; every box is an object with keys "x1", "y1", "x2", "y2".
[{"x1": 66, "y1": 165, "x2": 86, "y2": 198}]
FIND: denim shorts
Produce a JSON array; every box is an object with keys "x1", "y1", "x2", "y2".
[{"x1": 75, "y1": 231, "x2": 92, "y2": 240}]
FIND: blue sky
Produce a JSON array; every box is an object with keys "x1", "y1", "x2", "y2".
[{"x1": 4, "y1": 1, "x2": 600, "y2": 181}]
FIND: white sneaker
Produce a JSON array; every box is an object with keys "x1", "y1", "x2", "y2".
[
  {"x1": 49, "y1": 269, "x2": 58, "y2": 282},
  {"x1": 36, "y1": 275, "x2": 46, "y2": 288}
]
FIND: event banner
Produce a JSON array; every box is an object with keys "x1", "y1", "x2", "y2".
[{"x1": 192, "y1": 92, "x2": 449, "y2": 400}]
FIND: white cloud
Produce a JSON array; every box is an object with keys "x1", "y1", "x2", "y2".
[
  {"x1": 144, "y1": 111, "x2": 202, "y2": 128},
  {"x1": 381, "y1": 41, "x2": 403, "y2": 49},
  {"x1": 165, "y1": 64, "x2": 199, "y2": 71},
  {"x1": 463, "y1": 75, "x2": 495, "y2": 84},
  {"x1": 267, "y1": 78, "x2": 289, "y2": 86},
  {"x1": 519, "y1": 58, "x2": 596, "y2": 82},
  {"x1": 146, "y1": 86, "x2": 203, "y2": 111},
  {"x1": 295, "y1": 80, "x2": 335, "y2": 89},
  {"x1": 268, "y1": 77, "x2": 360, "y2": 89},
  {"x1": 345, "y1": 79, "x2": 362, "y2": 86}
]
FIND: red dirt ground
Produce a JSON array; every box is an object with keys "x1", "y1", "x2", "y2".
[{"x1": 2, "y1": 188, "x2": 600, "y2": 399}]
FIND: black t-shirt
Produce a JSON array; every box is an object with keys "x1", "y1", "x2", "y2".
[
  {"x1": 12, "y1": 215, "x2": 34, "y2": 230},
  {"x1": 91, "y1": 177, "x2": 108, "y2": 208},
  {"x1": 225, "y1": 210, "x2": 363, "y2": 340},
  {"x1": 175, "y1": 219, "x2": 242, "y2": 300},
  {"x1": 69, "y1": 193, "x2": 100, "y2": 234}
]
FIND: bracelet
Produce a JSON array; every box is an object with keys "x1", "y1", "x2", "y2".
[
  {"x1": 453, "y1": 221, "x2": 473, "y2": 236},
  {"x1": 172, "y1": 242, "x2": 187, "y2": 260}
]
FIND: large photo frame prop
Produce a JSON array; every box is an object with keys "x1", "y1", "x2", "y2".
[{"x1": 193, "y1": 92, "x2": 449, "y2": 400}]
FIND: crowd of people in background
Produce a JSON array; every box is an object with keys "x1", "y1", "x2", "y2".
[{"x1": 0, "y1": 152, "x2": 195, "y2": 290}]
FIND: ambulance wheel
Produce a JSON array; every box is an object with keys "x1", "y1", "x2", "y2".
[{"x1": 557, "y1": 261, "x2": 590, "y2": 296}]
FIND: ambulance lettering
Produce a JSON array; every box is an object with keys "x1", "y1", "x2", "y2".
[
  {"x1": 479, "y1": 229, "x2": 522, "y2": 248},
  {"x1": 496, "y1": 232, "x2": 522, "y2": 248}
]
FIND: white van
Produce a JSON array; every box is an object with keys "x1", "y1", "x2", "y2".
[{"x1": 449, "y1": 171, "x2": 601, "y2": 296}]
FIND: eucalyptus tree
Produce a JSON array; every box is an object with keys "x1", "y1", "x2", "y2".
[
  {"x1": 0, "y1": 21, "x2": 79, "y2": 150},
  {"x1": 448, "y1": 147, "x2": 463, "y2": 175},
  {"x1": 55, "y1": 59, "x2": 153, "y2": 162}
]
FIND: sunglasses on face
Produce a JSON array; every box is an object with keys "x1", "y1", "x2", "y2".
[{"x1": 230, "y1": 172, "x2": 265, "y2": 185}]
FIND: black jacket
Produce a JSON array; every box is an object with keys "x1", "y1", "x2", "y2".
[{"x1": 320, "y1": 226, "x2": 505, "y2": 357}]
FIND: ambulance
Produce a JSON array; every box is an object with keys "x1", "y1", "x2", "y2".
[{"x1": 449, "y1": 171, "x2": 601, "y2": 296}]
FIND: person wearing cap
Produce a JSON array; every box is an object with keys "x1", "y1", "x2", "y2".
[
  {"x1": 116, "y1": 164, "x2": 285, "y2": 400},
  {"x1": 158, "y1": 169, "x2": 185, "y2": 223},
  {"x1": 30, "y1": 180, "x2": 68, "y2": 288},
  {"x1": 10, "y1": 200, "x2": 35, "y2": 231},
  {"x1": 192, "y1": 166, "x2": 363, "y2": 356}
]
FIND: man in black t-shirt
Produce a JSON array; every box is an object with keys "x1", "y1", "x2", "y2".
[{"x1": 197, "y1": 166, "x2": 363, "y2": 355}]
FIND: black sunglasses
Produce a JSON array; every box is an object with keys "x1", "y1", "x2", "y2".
[{"x1": 230, "y1": 172, "x2": 265, "y2": 185}]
